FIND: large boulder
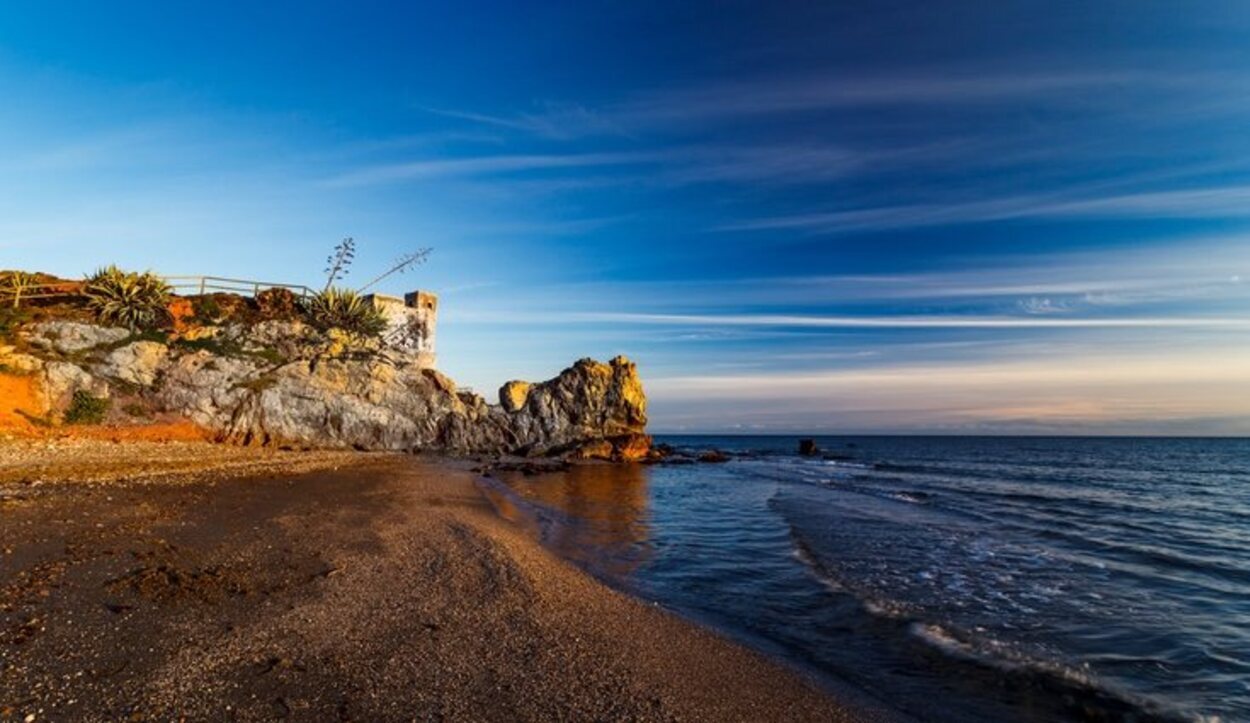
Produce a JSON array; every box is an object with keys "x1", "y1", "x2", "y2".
[
  {"x1": 497, "y1": 356, "x2": 649, "y2": 460},
  {"x1": 43, "y1": 361, "x2": 109, "y2": 408},
  {"x1": 99, "y1": 341, "x2": 169, "y2": 387},
  {"x1": 25, "y1": 321, "x2": 129, "y2": 355},
  {"x1": 499, "y1": 380, "x2": 531, "y2": 412}
]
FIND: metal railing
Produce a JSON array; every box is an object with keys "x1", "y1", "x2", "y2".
[
  {"x1": 2, "y1": 280, "x2": 84, "y2": 302},
  {"x1": 162, "y1": 276, "x2": 317, "y2": 298},
  {"x1": 1, "y1": 275, "x2": 317, "y2": 306}
]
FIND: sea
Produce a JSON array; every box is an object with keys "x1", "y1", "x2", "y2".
[{"x1": 480, "y1": 436, "x2": 1250, "y2": 723}]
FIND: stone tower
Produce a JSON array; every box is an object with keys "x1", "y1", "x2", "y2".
[
  {"x1": 362, "y1": 289, "x2": 438, "y2": 367},
  {"x1": 404, "y1": 290, "x2": 438, "y2": 367}
]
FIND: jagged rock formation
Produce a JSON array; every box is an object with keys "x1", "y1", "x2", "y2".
[{"x1": 1, "y1": 321, "x2": 650, "y2": 461}]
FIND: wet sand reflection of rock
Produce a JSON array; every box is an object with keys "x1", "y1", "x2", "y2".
[{"x1": 489, "y1": 464, "x2": 653, "y2": 579}]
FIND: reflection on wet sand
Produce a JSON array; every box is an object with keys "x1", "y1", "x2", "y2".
[{"x1": 482, "y1": 464, "x2": 653, "y2": 579}]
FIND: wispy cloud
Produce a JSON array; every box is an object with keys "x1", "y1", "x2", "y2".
[
  {"x1": 319, "y1": 140, "x2": 979, "y2": 190},
  {"x1": 429, "y1": 70, "x2": 1197, "y2": 138},
  {"x1": 568, "y1": 311, "x2": 1250, "y2": 329},
  {"x1": 320, "y1": 150, "x2": 665, "y2": 187},
  {"x1": 614, "y1": 71, "x2": 1155, "y2": 124},
  {"x1": 423, "y1": 103, "x2": 628, "y2": 140},
  {"x1": 645, "y1": 346, "x2": 1250, "y2": 432},
  {"x1": 439, "y1": 238, "x2": 1250, "y2": 326},
  {"x1": 717, "y1": 184, "x2": 1250, "y2": 233},
  {"x1": 1018, "y1": 297, "x2": 1073, "y2": 315}
]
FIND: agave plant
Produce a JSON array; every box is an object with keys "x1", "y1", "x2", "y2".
[
  {"x1": 83, "y1": 265, "x2": 172, "y2": 330},
  {"x1": 305, "y1": 287, "x2": 387, "y2": 338}
]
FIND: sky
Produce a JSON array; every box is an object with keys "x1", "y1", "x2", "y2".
[{"x1": 1, "y1": 1, "x2": 1249, "y2": 435}]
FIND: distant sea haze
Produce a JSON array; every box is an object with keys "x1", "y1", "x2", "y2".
[{"x1": 485, "y1": 436, "x2": 1250, "y2": 723}]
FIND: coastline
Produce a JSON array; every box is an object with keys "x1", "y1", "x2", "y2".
[{"x1": 0, "y1": 443, "x2": 893, "y2": 721}]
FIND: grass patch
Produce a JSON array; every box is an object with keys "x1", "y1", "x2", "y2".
[
  {"x1": 64, "y1": 390, "x2": 110, "y2": 425},
  {"x1": 121, "y1": 402, "x2": 152, "y2": 419},
  {"x1": 232, "y1": 374, "x2": 278, "y2": 393},
  {"x1": 0, "y1": 306, "x2": 31, "y2": 341},
  {"x1": 175, "y1": 337, "x2": 285, "y2": 365}
]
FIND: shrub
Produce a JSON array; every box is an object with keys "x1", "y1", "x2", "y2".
[
  {"x1": 83, "y1": 266, "x2": 171, "y2": 330},
  {"x1": 304, "y1": 287, "x2": 387, "y2": 338},
  {"x1": 190, "y1": 295, "x2": 223, "y2": 325},
  {"x1": 0, "y1": 305, "x2": 29, "y2": 340},
  {"x1": 0, "y1": 271, "x2": 38, "y2": 308},
  {"x1": 256, "y1": 287, "x2": 300, "y2": 320},
  {"x1": 64, "y1": 390, "x2": 110, "y2": 424},
  {"x1": 121, "y1": 402, "x2": 152, "y2": 418}
]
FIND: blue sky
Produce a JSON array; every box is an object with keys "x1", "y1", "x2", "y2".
[{"x1": 2, "y1": 1, "x2": 1249, "y2": 434}]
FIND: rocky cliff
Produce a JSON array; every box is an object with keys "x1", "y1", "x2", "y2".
[{"x1": 0, "y1": 321, "x2": 650, "y2": 461}]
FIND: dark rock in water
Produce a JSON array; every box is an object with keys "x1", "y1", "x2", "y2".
[
  {"x1": 823, "y1": 453, "x2": 854, "y2": 461},
  {"x1": 798, "y1": 439, "x2": 820, "y2": 456},
  {"x1": 478, "y1": 458, "x2": 572, "y2": 476},
  {"x1": 698, "y1": 450, "x2": 730, "y2": 463},
  {"x1": 640, "y1": 443, "x2": 674, "y2": 464}
]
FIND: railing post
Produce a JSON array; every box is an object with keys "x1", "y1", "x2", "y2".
[{"x1": 199, "y1": 277, "x2": 206, "y2": 295}]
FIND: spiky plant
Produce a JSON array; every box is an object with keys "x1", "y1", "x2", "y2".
[
  {"x1": 305, "y1": 287, "x2": 387, "y2": 338},
  {"x1": 83, "y1": 266, "x2": 172, "y2": 330},
  {"x1": 0, "y1": 271, "x2": 38, "y2": 308},
  {"x1": 323, "y1": 237, "x2": 356, "y2": 293}
]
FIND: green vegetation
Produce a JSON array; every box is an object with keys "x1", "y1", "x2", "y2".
[
  {"x1": 190, "y1": 295, "x2": 224, "y2": 325},
  {"x1": 174, "y1": 336, "x2": 285, "y2": 365},
  {"x1": 64, "y1": 390, "x2": 111, "y2": 424},
  {"x1": 233, "y1": 373, "x2": 279, "y2": 393},
  {"x1": 83, "y1": 266, "x2": 172, "y2": 331},
  {"x1": 305, "y1": 287, "x2": 387, "y2": 338},
  {"x1": 121, "y1": 402, "x2": 152, "y2": 418},
  {"x1": 0, "y1": 306, "x2": 29, "y2": 341},
  {"x1": 256, "y1": 287, "x2": 300, "y2": 320},
  {"x1": 0, "y1": 271, "x2": 39, "y2": 308},
  {"x1": 98, "y1": 329, "x2": 169, "y2": 354}
]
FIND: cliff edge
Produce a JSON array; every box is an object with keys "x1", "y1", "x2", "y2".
[{"x1": 0, "y1": 320, "x2": 650, "y2": 461}]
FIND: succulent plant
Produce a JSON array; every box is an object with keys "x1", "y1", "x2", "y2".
[
  {"x1": 83, "y1": 266, "x2": 172, "y2": 330},
  {"x1": 305, "y1": 287, "x2": 387, "y2": 338}
]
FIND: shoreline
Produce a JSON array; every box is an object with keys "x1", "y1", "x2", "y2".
[
  {"x1": 475, "y1": 466, "x2": 906, "y2": 720},
  {"x1": 0, "y1": 441, "x2": 893, "y2": 721}
]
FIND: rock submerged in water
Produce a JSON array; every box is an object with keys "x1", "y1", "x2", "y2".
[{"x1": 4, "y1": 320, "x2": 650, "y2": 461}]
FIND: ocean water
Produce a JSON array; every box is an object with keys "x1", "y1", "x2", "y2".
[{"x1": 480, "y1": 436, "x2": 1250, "y2": 722}]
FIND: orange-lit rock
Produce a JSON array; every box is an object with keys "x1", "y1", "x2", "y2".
[{"x1": 167, "y1": 297, "x2": 195, "y2": 333}]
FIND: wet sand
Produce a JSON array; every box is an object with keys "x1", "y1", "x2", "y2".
[{"x1": 0, "y1": 446, "x2": 893, "y2": 721}]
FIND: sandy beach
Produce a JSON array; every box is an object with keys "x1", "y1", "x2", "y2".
[{"x1": 0, "y1": 442, "x2": 892, "y2": 721}]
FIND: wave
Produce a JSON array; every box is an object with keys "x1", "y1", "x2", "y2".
[
  {"x1": 785, "y1": 526, "x2": 1203, "y2": 723},
  {"x1": 887, "y1": 490, "x2": 930, "y2": 505}
]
